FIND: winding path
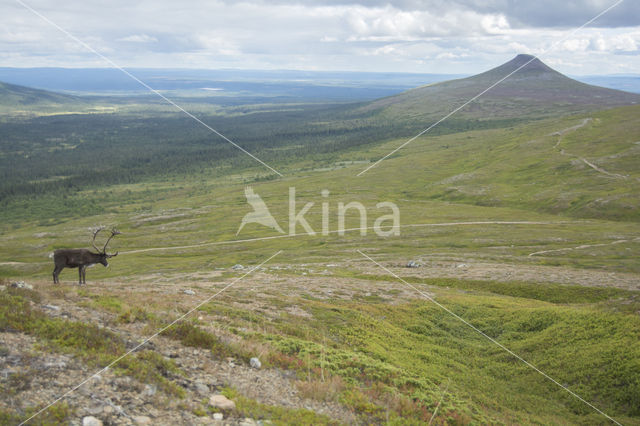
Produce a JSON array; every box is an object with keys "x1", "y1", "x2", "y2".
[
  {"x1": 121, "y1": 221, "x2": 573, "y2": 255},
  {"x1": 552, "y1": 118, "x2": 628, "y2": 179},
  {"x1": 528, "y1": 237, "x2": 640, "y2": 257}
]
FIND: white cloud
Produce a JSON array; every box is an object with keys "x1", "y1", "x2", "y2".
[
  {"x1": 556, "y1": 30, "x2": 639, "y2": 54},
  {"x1": 343, "y1": 6, "x2": 514, "y2": 41},
  {"x1": 0, "y1": 30, "x2": 44, "y2": 43},
  {"x1": 436, "y1": 51, "x2": 470, "y2": 60},
  {"x1": 590, "y1": 35, "x2": 607, "y2": 51},
  {"x1": 481, "y1": 14, "x2": 510, "y2": 34},
  {"x1": 562, "y1": 38, "x2": 590, "y2": 52},
  {"x1": 0, "y1": 0, "x2": 638, "y2": 74},
  {"x1": 117, "y1": 34, "x2": 158, "y2": 43},
  {"x1": 610, "y1": 33, "x2": 638, "y2": 52}
]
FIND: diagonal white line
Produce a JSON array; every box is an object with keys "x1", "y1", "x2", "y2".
[
  {"x1": 19, "y1": 250, "x2": 282, "y2": 425},
  {"x1": 428, "y1": 379, "x2": 450, "y2": 426},
  {"x1": 357, "y1": 250, "x2": 622, "y2": 425},
  {"x1": 357, "y1": 0, "x2": 626, "y2": 176},
  {"x1": 14, "y1": 0, "x2": 282, "y2": 177}
]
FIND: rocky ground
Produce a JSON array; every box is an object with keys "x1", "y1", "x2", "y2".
[
  {"x1": 0, "y1": 328, "x2": 352, "y2": 425},
  {"x1": 0, "y1": 276, "x2": 358, "y2": 426},
  {"x1": 2, "y1": 258, "x2": 639, "y2": 425}
]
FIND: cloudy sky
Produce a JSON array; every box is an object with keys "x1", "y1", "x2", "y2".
[{"x1": 2, "y1": 0, "x2": 639, "y2": 74}]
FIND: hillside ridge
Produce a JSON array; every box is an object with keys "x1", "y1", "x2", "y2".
[
  {"x1": 0, "y1": 80, "x2": 79, "y2": 106},
  {"x1": 361, "y1": 54, "x2": 640, "y2": 119}
]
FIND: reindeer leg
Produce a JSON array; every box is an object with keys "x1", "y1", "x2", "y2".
[
  {"x1": 53, "y1": 266, "x2": 61, "y2": 284},
  {"x1": 78, "y1": 267, "x2": 84, "y2": 285}
]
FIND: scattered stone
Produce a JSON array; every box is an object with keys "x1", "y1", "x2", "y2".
[
  {"x1": 195, "y1": 382, "x2": 209, "y2": 396},
  {"x1": 43, "y1": 304, "x2": 61, "y2": 311},
  {"x1": 249, "y1": 357, "x2": 262, "y2": 369},
  {"x1": 406, "y1": 260, "x2": 421, "y2": 268},
  {"x1": 10, "y1": 281, "x2": 33, "y2": 289},
  {"x1": 183, "y1": 289, "x2": 196, "y2": 296},
  {"x1": 232, "y1": 264, "x2": 244, "y2": 270},
  {"x1": 86, "y1": 405, "x2": 103, "y2": 416},
  {"x1": 82, "y1": 416, "x2": 103, "y2": 426},
  {"x1": 142, "y1": 384, "x2": 157, "y2": 397},
  {"x1": 456, "y1": 263, "x2": 468, "y2": 269},
  {"x1": 209, "y1": 394, "x2": 236, "y2": 410},
  {"x1": 0, "y1": 285, "x2": 6, "y2": 292},
  {"x1": 240, "y1": 419, "x2": 258, "y2": 426},
  {"x1": 132, "y1": 415, "x2": 152, "y2": 425},
  {"x1": 44, "y1": 360, "x2": 67, "y2": 369},
  {"x1": 213, "y1": 413, "x2": 224, "y2": 420}
]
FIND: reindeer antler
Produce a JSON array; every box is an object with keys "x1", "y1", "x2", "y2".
[
  {"x1": 91, "y1": 227, "x2": 105, "y2": 252},
  {"x1": 102, "y1": 228, "x2": 122, "y2": 255}
]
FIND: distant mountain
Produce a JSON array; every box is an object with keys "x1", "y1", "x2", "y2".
[
  {"x1": 0, "y1": 81, "x2": 81, "y2": 112},
  {"x1": 360, "y1": 54, "x2": 640, "y2": 120},
  {"x1": 0, "y1": 68, "x2": 464, "y2": 102},
  {"x1": 0, "y1": 81, "x2": 79, "y2": 104}
]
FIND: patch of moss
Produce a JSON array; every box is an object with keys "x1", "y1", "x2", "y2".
[
  {"x1": 221, "y1": 387, "x2": 339, "y2": 425},
  {"x1": 0, "y1": 290, "x2": 185, "y2": 400}
]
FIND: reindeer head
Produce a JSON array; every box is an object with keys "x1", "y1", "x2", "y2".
[{"x1": 91, "y1": 227, "x2": 121, "y2": 267}]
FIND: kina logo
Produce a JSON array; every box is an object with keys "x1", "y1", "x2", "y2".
[{"x1": 236, "y1": 186, "x2": 285, "y2": 235}]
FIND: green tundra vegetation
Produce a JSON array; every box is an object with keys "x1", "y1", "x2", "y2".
[{"x1": 0, "y1": 56, "x2": 639, "y2": 424}]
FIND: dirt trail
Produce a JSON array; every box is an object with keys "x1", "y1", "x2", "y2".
[
  {"x1": 552, "y1": 118, "x2": 628, "y2": 179},
  {"x1": 120, "y1": 221, "x2": 576, "y2": 255},
  {"x1": 528, "y1": 237, "x2": 640, "y2": 257},
  {"x1": 349, "y1": 258, "x2": 640, "y2": 291}
]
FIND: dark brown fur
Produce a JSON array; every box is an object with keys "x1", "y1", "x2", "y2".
[
  {"x1": 52, "y1": 227, "x2": 120, "y2": 284},
  {"x1": 52, "y1": 249, "x2": 110, "y2": 284}
]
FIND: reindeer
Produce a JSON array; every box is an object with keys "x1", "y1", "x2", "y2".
[{"x1": 52, "y1": 227, "x2": 121, "y2": 284}]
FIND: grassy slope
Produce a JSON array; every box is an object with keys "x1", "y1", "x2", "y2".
[
  {"x1": 1, "y1": 106, "x2": 639, "y2": 277},
  {"x1": 0, "y1": 102, "x2": 639, "y2": 423},
  {"x1": 356, "y1": 105, "x2": 640, "y2": 221}
]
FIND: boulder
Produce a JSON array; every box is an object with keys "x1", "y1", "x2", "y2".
[
  {"x1": 194, "y1": 382, "x2": 209, "y2": 396},
  {"x1": 82, "y1": 416, "x2": 103, "y2": 426},
  {"x1": 209, "y1": 394, "x2": 236, "y2": 410},
  {"x1": 43, "y1": 304, "x2": 61, "y2": 311},
  {"x1": 249, "y1": 357, "x2": 262, "y2": 369},
  {"x1": 133, "y1": 415, "x2": 152, "y2": 425}
]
